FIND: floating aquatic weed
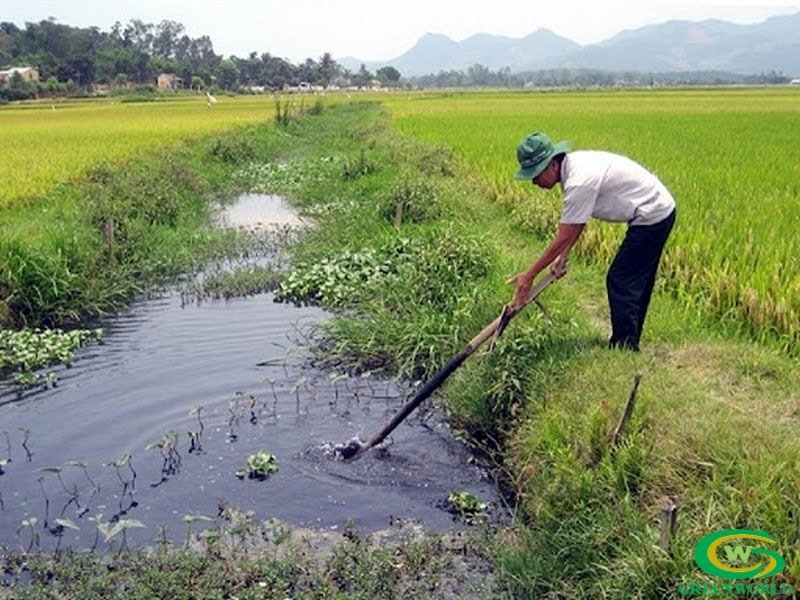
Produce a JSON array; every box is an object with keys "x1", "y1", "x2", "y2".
[
  {"x1": 0, "y1": 327, "x2": 104, "y2": 386},
  {"x1": 235, "y1": 451, "x2": 279, "y2": 481},
  {"x1": 445, "y1": 491, "x2": 488, "y2": 524},
  {"x1": 232, "y1": 156, "x2": 343, "y2": 195},
  {"x1": 275, "y1": 243, "x2": 409, "y2": 307}
]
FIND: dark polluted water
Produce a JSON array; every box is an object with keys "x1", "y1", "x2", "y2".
[{"x1": 0, "y1": 195, "x2": 499, "y2": 553}]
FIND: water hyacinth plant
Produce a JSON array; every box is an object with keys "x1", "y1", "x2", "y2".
[
  {"x1": 275, "y1": 245, "x2": 404, "y2": 307},
  {"x1": 0, "y1": 327, "x2": 104, "y2": 385},
  {"x1": 233, "y1": 156, "x2": 344, "y2": 196},
  {"x1": 446, "y1": 491, "x2": 489, "y2": 523},
  {"x1": 235, "y1": 451, "x2": 279, "y2": 481}
]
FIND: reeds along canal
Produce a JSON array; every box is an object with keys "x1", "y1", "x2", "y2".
[{"x1": 0, "y1": 194, "x2": 496, "y2": 553}]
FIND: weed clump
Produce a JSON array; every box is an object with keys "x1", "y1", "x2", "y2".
[
  {"x1": 377, "y1": 178, "x2": 446, "y2": 225},
  {"x1": 209, "y1": 137, "x2": 257, "y2": 164}
]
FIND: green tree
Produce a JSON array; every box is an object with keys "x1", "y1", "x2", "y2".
[
  {"x1": 376, "y1": 65, "x2": 401, "y2": 85},
  {"x1": 233, "y1": 51, "x2": 262, "y2": 86},
  {"x1": 261, "y1": 53, "x2": 294, "y2": 89},
  {"x1": 152, "y1": 20, "x2": 184, "y2": 59},
  {"x1": 467, "y1": 63, "x2": 491, "y2": 86},
  {"x1": 317, "y1": 52, "x2": 339, "y2": 87},
  {"x1": 214, "y1": 59, "x2": 239, "y2": 90},
  {"x1": 352, "y1": 63, "x2": 373, "y2": 88}
]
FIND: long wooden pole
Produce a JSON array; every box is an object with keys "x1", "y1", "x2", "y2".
[{"x1": 346, "y1": 271, "x2": 557, "y2": 458}]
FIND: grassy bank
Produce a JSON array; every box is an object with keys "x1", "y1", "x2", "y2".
[{"x1": 2, "y1": 97, "x2": 798, "y2": 598}]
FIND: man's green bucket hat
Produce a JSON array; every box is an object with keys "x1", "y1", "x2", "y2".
[{"x1": 514, "y1": 132, "x2": 572, "y2": 180}]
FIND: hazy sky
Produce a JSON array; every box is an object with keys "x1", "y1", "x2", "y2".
[{"x1": 3, "y1": 0, "x2": 798, "y2": 63}]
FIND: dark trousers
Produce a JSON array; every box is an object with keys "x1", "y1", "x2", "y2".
[{"x1": 607, "y1": 209, "x2": 675, "y2": 351}]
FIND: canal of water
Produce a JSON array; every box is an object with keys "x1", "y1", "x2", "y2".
[{"x1": 0, "y1": 195, "x2": 499, "y2": 552}]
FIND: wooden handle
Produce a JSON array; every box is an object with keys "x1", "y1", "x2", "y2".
[{"x1": 353, "y1": 271, "x2": 558, "y2": 457}]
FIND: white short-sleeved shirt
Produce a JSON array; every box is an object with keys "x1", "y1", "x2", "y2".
[{"x1": 559, "y1": 151, "x2": 675, "y2": 226}]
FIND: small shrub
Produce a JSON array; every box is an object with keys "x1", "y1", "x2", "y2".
[
  {"x1": 402, "y1": 227, "x2": 492, "y2": 310},
  {"x1": 414, "y1": 143, "x2": 458, "y2": 177},
  {"x1": 377, "y1": 178, "x2": 445, "y2": 225},
  {"x1": 340, "y1": 149, "x2": 377, "y2": 181},
  {"x1": 209, "y1": 137, "x2": 256, "y2": 164}
]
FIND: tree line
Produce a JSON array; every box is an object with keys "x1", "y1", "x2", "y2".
[
  {"x1": 0, "y1": 18, "x2": 402, "y2": 101},
  {"x1": 408, "y1": 65, "x2": 792, "y2": 88},
  {"x1": 2, "y1": 17, "x2": 790, "y2": 103}
]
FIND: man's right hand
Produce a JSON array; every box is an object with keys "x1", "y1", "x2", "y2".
[
  {"x1": 551, "y1": 255, "x2": 569, "y2": 278},
  {"x1": 506, "y1": 270, "x2": 535, "y2": 309}
]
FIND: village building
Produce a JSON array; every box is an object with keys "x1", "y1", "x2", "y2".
[
  {"x1": 0, "y1": 66, "x2": 40, "y2": 87},
  {"x1": 156, "y1": 72, "x2": 183, "y2": 91}
]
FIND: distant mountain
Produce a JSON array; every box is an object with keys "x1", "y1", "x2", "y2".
[
  {"x1": 539, "y1": 13, "x2": 800, "y2": 74},
  {"x1": 340, "y1": 12, "x2": 800, "y2": 77},
  {"x1": 340, "y1": 28, "x2": 580, "y2": 76}
]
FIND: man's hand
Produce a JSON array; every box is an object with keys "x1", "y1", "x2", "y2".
[
  {"x1": 551, "y1": 255, "x2": 568, "y2": 278},
  {"x1": 506, "y1": 270, "x2": 535, "y2": 310}
]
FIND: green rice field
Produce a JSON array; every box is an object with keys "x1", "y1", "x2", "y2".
[
  {"x1": 0, "y1": 95, "x2": 278, "y2": 206},
  {"x1": 383, "y1": 88, "x2": 800, "y2": 353}
]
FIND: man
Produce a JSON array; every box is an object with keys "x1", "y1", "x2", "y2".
[{"x1": 508, "y1": 132, "x2": 676, "y2": 351}]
